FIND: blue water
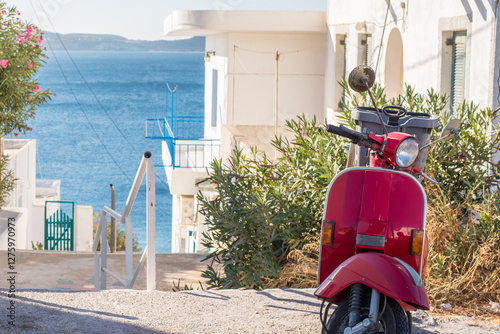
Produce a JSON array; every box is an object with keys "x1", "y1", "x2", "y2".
[{"x1": 15, "y1": 51, "x2": 205, "y2": 253}]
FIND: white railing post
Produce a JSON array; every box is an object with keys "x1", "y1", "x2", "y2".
[
  {"x1": 100, "y1": 212, "x2": 108, "y2": 290},
  {"x1": 93, "y1": 151, "x2": 156, "y2": 291},
  {"x1": 125, "y1": 216, "x2": 133, "y2": 288},
  {"x1": 147, "y1": 158, "x2": 156, "y2": 290}
]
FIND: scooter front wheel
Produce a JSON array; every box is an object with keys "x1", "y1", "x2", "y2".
[{"x1": 323, "y1": 296, "x2": 409, "y2": 334}]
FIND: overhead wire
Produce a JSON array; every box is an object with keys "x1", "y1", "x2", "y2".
[
  {"x1": 28, "y1": 0, "x2": 182, "y2": 231},
  {"x1": 28, "y1": 0, "x2": 133, "y2": 183},
  {"x1": 30, "y1": 0, "x2": 175, "y2": 187},
  {"x1": 375, "y1": 0, "x2": 391, "y2": 76}
]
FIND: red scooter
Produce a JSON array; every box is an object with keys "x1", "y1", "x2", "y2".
[{"x1": 315, "y1": 66, "x2": 460, "y2": 334}]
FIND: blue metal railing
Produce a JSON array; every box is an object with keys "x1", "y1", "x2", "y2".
[
  {"x1": 171, "y1": 116, "x2": 204, "y2": 140},
  {"x1": 146, "y1": 117, "x2": 219, "y2": 168},
  {"x1": 145, "y1": 117, "x2": 204, "y2": 140},
  {"x1": 173, "y1": 140, "x2": 220, "y2": 169}
]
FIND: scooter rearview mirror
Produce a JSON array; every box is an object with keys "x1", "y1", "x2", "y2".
[
  {"x1": 348, "y1": 65, "x2": 388, "y2": 137},
  {"x1": 420, "y1": 119, "x2": 461, "y2": 151},
  {"x1": 440, "y1": 119, "x2": 461, "y2": 140},
  {"x1": 348, "y1": 65, "x2": 375, "y2": 93}
]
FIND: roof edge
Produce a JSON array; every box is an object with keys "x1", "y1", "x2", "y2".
[{"x1": 164, "y1": 10, "x2": 327, "y2": 37}]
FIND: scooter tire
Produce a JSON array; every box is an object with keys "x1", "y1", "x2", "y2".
[{"x1": 324, "y1": 296, "x2": 410, "y2": 334}]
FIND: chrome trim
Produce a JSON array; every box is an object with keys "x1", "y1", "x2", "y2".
[
  {"x1": 357, "y1": 234, "x2": 385, "y2": 248},
  {"x1": 395, "y1": 257, "x2": 422, "y2": 287},
  {"x1": 395, "y1": 137, "x2": 420, "y2": 169}
]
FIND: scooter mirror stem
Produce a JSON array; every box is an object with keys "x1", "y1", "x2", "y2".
[
  {"x1": 363, "y1": 80, "x2": 389, "y2": 137},
  {"x1": 420, "y1": 171, "x2": 443, "y2": 186},
  {"x1": 419, "y1": 131, "x2": 458, "y2": 151}
]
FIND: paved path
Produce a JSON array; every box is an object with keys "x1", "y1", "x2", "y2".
[{"x1": 0, "y1": 250, "x2": 208, "y2": 291}]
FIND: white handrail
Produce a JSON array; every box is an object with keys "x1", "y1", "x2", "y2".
[{"x1": 93, "y1": 151, "x2": 156, "y2": 291}]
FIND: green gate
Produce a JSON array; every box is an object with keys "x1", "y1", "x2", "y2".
[{"x1": 44, "y1": 201, "x2": 75, "y2": 251}]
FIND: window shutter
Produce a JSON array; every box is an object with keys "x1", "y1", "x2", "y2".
[
  {"x1": 451, "y1": 31, "x2": 466, "y2": 110},
  {"x1": 363, "y1": 34, "x2": 372, "y2": 66}
]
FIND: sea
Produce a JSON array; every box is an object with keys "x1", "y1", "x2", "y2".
[{"x1": 14, "y1": 50, "x2": 206, "y2": 253}]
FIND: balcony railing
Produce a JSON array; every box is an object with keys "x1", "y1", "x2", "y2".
[
  {"x1": 173, "y1": 139, "x2": 220, "y2": 169},
  {"x1": 146, "y1": 116, "x2": 203, "y2": 140},
  {"x1": 146, "y1": 117, "x2": 219, "y2": 169}
]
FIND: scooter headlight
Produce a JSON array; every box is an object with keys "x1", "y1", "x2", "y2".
[{"x1": 395, "y1": 137, "x2": 419, "y2": 169}]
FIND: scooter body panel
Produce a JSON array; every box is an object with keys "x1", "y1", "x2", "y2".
[
  {"x1": 317, "y1": 167, "x2": 428, "y2": 307},
  {"x1": 315, "y1": 252, "x2": 430, "y2": 310}
]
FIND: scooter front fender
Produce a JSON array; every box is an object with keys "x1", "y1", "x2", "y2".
[{"x1": 314, "y1": 253, "x2": 430, "y2": 310}]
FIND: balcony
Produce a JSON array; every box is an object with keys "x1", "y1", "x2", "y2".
[{"x1": 146, "y1": 117, "x2": 220, "y2": 169}]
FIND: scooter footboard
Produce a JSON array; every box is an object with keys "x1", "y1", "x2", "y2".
[{"x1": 314, "y1": 253, "x2": 430, "y2": 310}]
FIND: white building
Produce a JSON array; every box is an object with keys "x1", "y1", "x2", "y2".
[
  {"x1": 161, "y1": 1, "x2": 500, "y2": 253},
  {"x1": 324, "y1": 0, "x2": 500, "y2": 117},
  {"x1": 0, "y1": 139, "x2": 93, "y2": 251},
  {"x1": 162, "y1": 10, "x2": 327, "y2": 253}
]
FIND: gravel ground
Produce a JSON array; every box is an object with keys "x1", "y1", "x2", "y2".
[{"x1": 1, "y1": 288, "x2": 499, "y2": 334}]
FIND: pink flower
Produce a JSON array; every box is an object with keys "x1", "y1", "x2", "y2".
[
  {"x1": 28, "y1": 96, "x2": 33, "y2": 101},
  {"x1": 0, "y1": 59, "x2": 8, "y2": 68},
  {"x1": 27, "y1": 62, "x2": 33, "y2": 68},
  {"x1": 1, "y1": 10, "x2": 5, "y2": 14},
  {"x1": 33, "y1": 85, "x2": 40, "y2": 93},
  {"x1": 37, "y1": 38, "x2": 43, "y2": 44}
]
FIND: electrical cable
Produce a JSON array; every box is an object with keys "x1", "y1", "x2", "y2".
[
  {"x1": 31, "y1": 0, "x2": 174, "y2": 187},
  {"x1": 33, "y1": 0, "x2": 174, "y2": 185},
  {"x1": 375, "y1": 0, "x2": 391, "y2": 76},
  {"x1": 28, "y1": 1, "x2": 195, "y2": 242},
  {"x1": 28, "y1": 0, "x2": 133, "y2": 182}
]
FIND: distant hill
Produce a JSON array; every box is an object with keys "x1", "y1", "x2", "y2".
[{"x1": 42, "y1": 32, "x2": 205, "y2": 52}]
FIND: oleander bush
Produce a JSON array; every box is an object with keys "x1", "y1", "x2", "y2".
[
  {"x1": 199, "y1": 116, "x2": 348, "y2": 289},
  {"x1": 199, "y1": 79, "x2": 500, "y2": 309},
  {"x1": 0, "y1": 3, "x2": 52, "y2": 206}
]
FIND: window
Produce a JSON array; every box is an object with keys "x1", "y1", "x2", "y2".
[
  {"x1": 360, "y1": 34, "x2": 373, "y2": 66},
  {"x1": 335, "y1": 34, "x2": 347, "y2": 110},
  {"x1": 442, "y1": 30, "x2": 467, "y2": 112},
  {"x1": 450, "y1": 31, "x2": 467, "y2": 110}
]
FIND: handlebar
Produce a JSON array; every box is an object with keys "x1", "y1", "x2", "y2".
[
  {"x1": 326, "y1": 124, "x2": 359, "y2": 141},
  {"x1": 326, "y1": 124, "x2": 381, "y2": 150}
]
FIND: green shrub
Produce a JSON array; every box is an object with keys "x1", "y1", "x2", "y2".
[
  {"x1": 0, "y1": 3, "x2": 52, "y2": 206},
  {"x1": 199, "y1": 80, "x2": 500, "y2": 308},
  {"x1": 198, "y1": 116, "x2": 348, "y2": 289},
  {"x1": 92, "y1": 212, "x2": 142, "y2": 252}
]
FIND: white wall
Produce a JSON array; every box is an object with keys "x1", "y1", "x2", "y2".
[
  {"x1": 3, "y1": 140, "x2": 36, "y2": 214},
  {"x1": 204, "y1": 31, "x2": 326, "y2": 137},
  {"x1": 326, "y1": 0, "x2": 499, "y2": 111},
  {"x1": 0, "y1": 208, "x2": 28, "y2": 250},
  {"x1": 75, "y1": 205, "x2": 93, "y2": 251}
]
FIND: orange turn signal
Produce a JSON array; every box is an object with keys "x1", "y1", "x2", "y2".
[
  {"x1": 410, "y1": 229, "x2": 424, "y2": 255},
  {"x1": 321, "y1": 220, "x2": 335, "y2": 246}
]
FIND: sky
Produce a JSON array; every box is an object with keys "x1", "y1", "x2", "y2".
[{"x1": 7, "y1": 0, "x2": 327, "y2": 41}]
